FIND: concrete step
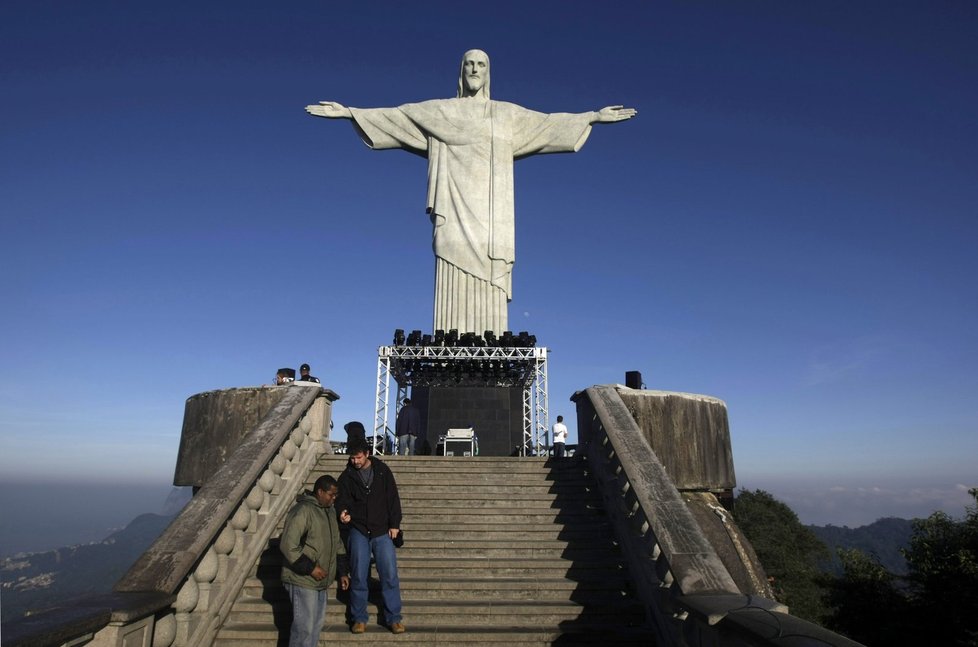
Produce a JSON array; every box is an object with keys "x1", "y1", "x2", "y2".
[
  {"x1": 395, "y1": 483, "x2": 598, "y2": 496},
  {"x1": 266, "y1": 525, "x2": 611, "y2": 542},
  {"x1": 396, "y1": 504, "x2": 606, "y2": 516},
  {"x1": 266, "y1": 539, "x2": 618, "y2": 559},
  {"x1": 395, "y1": 498, "x2": 600, "y2": 511},
  {"x1": 238, "y1": 576, "x2": 633, "y2": 602},
  {"x1": 216, "y1": 456, "x2": 653, "y2": 646},
  {"x1": 373, "y1": 528, "x2": 613, "y2": 541},
  {"x1": 226, "y1": 598, "x2": 645, "y2": 627},
  {"x1": 258, "y1": 553, "x2": 625, "y2": 574},
  {"x1": 216, "y1": 622, "x2": 654, "y2": 645},
  {"x1": 270, "y1": 510, "x2": 609, "y2": 533}
]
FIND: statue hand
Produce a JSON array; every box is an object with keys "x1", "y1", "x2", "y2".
[
  {"x1": 595, "y1": 105, "x2": 637, "y2": 123},
  {"x1": 305, "y1": 101, "x2": 352, "y2": 119}
]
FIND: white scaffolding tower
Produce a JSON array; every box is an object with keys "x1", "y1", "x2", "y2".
[{"x1": 373, "y1": 345, "x2": 549, "y2": 456}]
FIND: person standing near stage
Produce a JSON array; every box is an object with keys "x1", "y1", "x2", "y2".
[
  {"x1": 552, "y1": 415, "x2": 568, "y2": 459},
  {"x1": 279, "y1": 474, "x2": 350, "y2": 647},
  {"x1": 336, "y1": 438, "x2": 405, "y2": 634},
  {"x1": 395, "y1": 398, "x2": 422, "y2": 456}
]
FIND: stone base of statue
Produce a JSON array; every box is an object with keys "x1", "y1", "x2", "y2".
[{"x1": 374, "y1": 332, "x2": 549, "y2": 457}]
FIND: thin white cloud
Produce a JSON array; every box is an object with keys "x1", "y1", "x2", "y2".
[{"x1": 804, "y1": 334, "x2": 897, "y2": 386}]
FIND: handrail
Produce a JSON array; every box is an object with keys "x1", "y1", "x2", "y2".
[
  {"x1": 5, "y1": 384, "x2": 337, "y2": 647},
  {"x1": 574, "y1": 385, "x2": 864, "y2": 647}
]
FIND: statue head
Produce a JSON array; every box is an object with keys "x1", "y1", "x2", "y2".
[{"x1": 457, "y1": 49, "x2": 490, "y2": 99}]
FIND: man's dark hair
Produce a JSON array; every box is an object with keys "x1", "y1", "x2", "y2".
[
  {"x1": 313, "y1": 474, "x2": 338, "y2": 493},
  {"x1": 347, "y1": 438, "x2": 371, "y2": 456}
]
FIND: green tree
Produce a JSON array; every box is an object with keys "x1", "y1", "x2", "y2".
[
  {"x1": 826, "y1": 548, "x2": 911, "y2": 645},
  {"x1": 902, "y1": 488, "x2": 978, "y2": 646},
  {"x1": 733, "y1": 489, "x2": 831, "y2": 623}
]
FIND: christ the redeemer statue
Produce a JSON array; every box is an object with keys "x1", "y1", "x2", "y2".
[{"x1": 306, "y1": 49, "x2": 636, "y2": 335}]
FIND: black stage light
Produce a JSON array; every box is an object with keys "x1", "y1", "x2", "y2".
[
  {"x1": 407, "y1": 330, "x2": 422, "y2": 346},
  {"x1": 517, "y1": 331, "x2": 530, "y2": 347},
  {"x1": 434, "y1": 329, "x2": 445, "y2": 345},
  {"x1": 501, "y1": 330, "x2": 514, "y2": 347},
  {"x1": 527, "y1": 334, "x2": 536, "y2": 347},
  {"x1": 422, "y1": 334, "x2": 433, "y2": 346},
  {"x1": 446, "y1": 329, "x2": 459, "y2": 346},
  {"x1": 484, "y1": 330, "x2": 497, "y2": 346},
  {"x1": 393, "y1": 329, "x2": 405, "y2": 346},
  {"x1": 460, "y1": 332, "x2": 476, "y2": 346}
]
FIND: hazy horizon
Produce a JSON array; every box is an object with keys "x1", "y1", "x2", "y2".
[
  {"x1": 1, "y1": 470, "x2": 974, "y2": 558},
  {"x1": 0, "y1": 480, "x2": 179, "y2": 558}
]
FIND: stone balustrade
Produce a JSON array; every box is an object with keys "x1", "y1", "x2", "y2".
[
  {"x1": 573, "y1": 385, "x2": 864, "y2": 647},
  {"x1": 5, "y1": 384, "x2": 337, "y2": 647}
]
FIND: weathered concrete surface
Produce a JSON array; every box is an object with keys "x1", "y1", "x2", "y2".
[
  {"x1": 117, "y1": 385, "x2": 335, "y2": 594},
  {"x1": 174, "y1": 386, "x2": 291, "y2": 487},
  {"x1": 682, "y1": 491, "x2": 776, "y2": 600},
  {"x1": 616, "y1": 387, "x2": 736, "y2": 491},
  {"x1": 579, "y1": 385, "x2": 741, "y2": 596},
  {"x1": 2, "y1": 591, "x2": 172, "y2": 647}
]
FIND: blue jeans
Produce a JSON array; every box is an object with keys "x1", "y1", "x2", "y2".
[
  {"x1": 554, "y1": 442, "x2": 566, "y2": 459},
  {"x1": 348, "y1": 528, "x2": 402, "y2": 625},
  {"x1": 283, "y1": 582, "x2": 328, "y2": 647},
  {"x1": 397, "y1": 435, "x2": 415, "y2": 456}
]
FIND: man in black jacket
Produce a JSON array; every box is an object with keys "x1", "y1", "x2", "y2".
[{"x1": 336, "y1": 437, "x2": 405, "y2": 634}]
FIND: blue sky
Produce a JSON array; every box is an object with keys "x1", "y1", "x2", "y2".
[{"x1": 1, "y1": 1, "x2": 976, "y2": 528}]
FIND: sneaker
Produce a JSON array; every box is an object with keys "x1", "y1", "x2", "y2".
[
  {"x1": 351, "y1": 622, "x2": 367, "y2": 634},
  {"x1": 390, "y1": 622, "x2": 406, "y2": 634}
]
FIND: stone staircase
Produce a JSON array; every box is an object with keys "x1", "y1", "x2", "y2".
[{"x1": 215, "y1": 454, "x2": 653, "y2": 645}]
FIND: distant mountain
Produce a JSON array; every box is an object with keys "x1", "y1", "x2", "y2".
[
  {"x1": 809, "y1": 517, "x2": 914, "y2": 576},
  {"x1": 162, "y1": 486, "x2": 192, "y2": 515},
  {"x1": 0, "y1": 512, "x2": 174, "y2": 622}
]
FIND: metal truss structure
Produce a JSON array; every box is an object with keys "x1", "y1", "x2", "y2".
[{"x1": 373, "y1": 345, "x2": 549, "y2": 456}]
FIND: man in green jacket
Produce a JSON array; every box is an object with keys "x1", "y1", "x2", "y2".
[{"x1": 280, "y1": 474, "x2": 350, "y2": 647}]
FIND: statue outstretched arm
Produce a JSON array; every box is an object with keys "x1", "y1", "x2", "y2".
[
  {"x1": 305, "y1": 101, "x2": 353, "y2": 119},
  {"x1": 592, "y1": 105, "x2": 637, "y2": 123}
]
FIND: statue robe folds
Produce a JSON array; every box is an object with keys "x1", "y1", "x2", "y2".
[{"x1": 349, "y1": 99, "x2": 594, "y2": 334}]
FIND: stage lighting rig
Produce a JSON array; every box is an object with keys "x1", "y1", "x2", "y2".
[{"x1": 393, "y1": 329, "x2": 405, "y2": 346}]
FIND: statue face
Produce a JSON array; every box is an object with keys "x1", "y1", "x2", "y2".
[{"x1": 461, "y1": 51, "x2": 489, "y2": 95}]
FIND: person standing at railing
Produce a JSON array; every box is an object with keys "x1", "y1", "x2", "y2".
[
  {"x1": 279, "y1": 474, "x2": 350, "y2": 647},
  {"x1": 297, "y1": 363, "x2": 321, "y2": 383},
  {"x1": 337, "y1": 438, "x2": 405, "y2": 635}
]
